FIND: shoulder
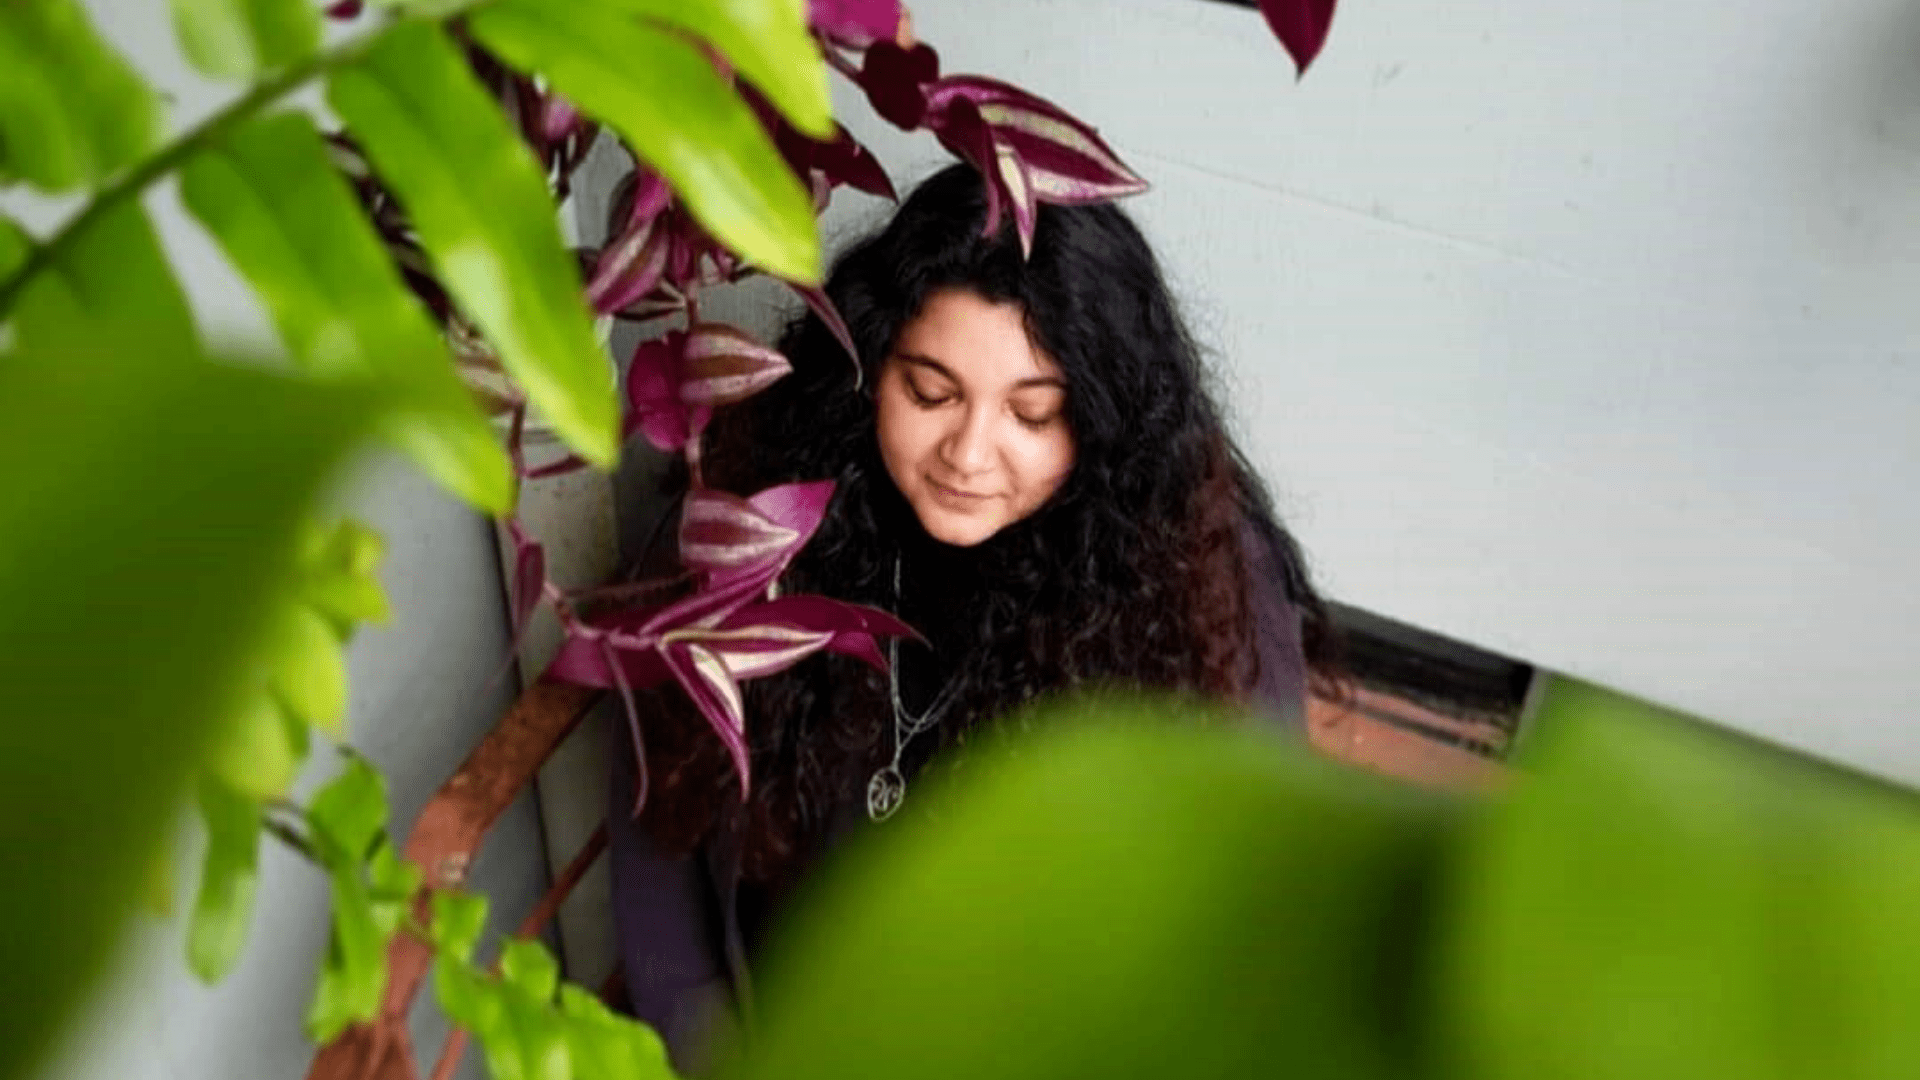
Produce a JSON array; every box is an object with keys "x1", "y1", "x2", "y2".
[{"x1": 1235, "y1": 515, "x2": 1309, "y2": 729}]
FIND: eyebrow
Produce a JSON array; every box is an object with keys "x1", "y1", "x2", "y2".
[{"x1": 894, "y1": 351, "x2": 1067, "y2": 391}]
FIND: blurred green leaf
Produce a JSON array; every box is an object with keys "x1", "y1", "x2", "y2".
[
  {"x1": 368, "y1": 838, "x2": 422, "y2": 901},
  {"x1": 431, "y1": 888, "x2": 489, "y2": 962},
  {"x1": 607, "y1": 0, "x2": 832, "y2": 139},
  {"x1": 0, "y1": 349, "x2": 371, "y2": 1080},
  {"x1": 169, "y1": 0, "x2": 321, "y2": 82},
  {"x1": 309, "y1": 754, "x2": 387, "y2": 864},
  {"x1": 1439, "y1": 678, "x2": 1920, "y2": 1080},
  {"x1": 139, "y1": 837, "x2": 176, "y2": 918},
  {"x1": 9, "y1": 200, "x2": 197, "y2": 357},
  {"x1": 187, "y1": 776, "x2": 264, "y2": 983},
  {"x1": 427, "y1": 893, "x2": 675, "y2": 1080},
  {"x1": 499, "y1": 938, "x2": 560, "y2": 1002},
  {"x1": 730, "y1": 694, "x2": 1448, "y2": 1080},
  {"x1": 307, "y1": 756, "x2": 409, "y2": 1043},
  {"x1": 0, "y1": 0, "x2": 158, "y2": 192},
  {"x1": 435, "y1": 958, "x2": 500, "y2": 1045},
  {"x1": 180, "y1": 109, "x2": 513, "y2": 512},
  {"x1": 559, "y1": 984, "x2": 673, "y2": 1080},
  {"x1": 268, "y1": 600, "x2": 348, "y2": 737},
  {"x1": 0, "y1": 218, "x2": 29, "y2": 287},
  {"x1": 499, "y1": 991, "x2": 564, "y2": 1076},
  {"x1": 208, "y1": 694, "x2": 310, "y2": 800},
  {"x1": 297, "y1": 517, "x2": 391, "y2": 631},
  {"x1": 327, "y1": 23, "x2": 618, "y2": 468},
  {"x1": 470, "y1": 0, "x2": 822, "y2": 285},
  {"x1": 307, "y1": 862, "x2": 387, "y2": 1043}
]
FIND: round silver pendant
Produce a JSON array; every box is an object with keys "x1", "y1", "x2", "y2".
[{"x1": 866, "y1": 765, "x2": 906, "y2": 821}]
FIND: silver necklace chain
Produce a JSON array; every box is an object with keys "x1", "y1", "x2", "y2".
[{"x1": 866, "y1": 555, "x2": 960, "y2": 821}]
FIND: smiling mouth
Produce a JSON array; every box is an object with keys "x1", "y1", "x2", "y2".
[{"x1": 927, "y1": 478, "x2": 990, "y2": 501}]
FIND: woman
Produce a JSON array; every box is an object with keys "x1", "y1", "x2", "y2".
[{"x1": 610, "y1": 163, "x2": 1339, "y2": 1067}]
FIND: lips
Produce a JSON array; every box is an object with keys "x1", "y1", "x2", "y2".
[{"x1": 926, "y1": 476, "x2": 991, "y2": 507}]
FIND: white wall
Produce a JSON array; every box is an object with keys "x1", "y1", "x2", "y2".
[
  {"x1": 817, "y1": 0, "x2": 1920, "y2": 785},
  {"x1": 8, "y1": 4, "x2": 550, "y2": 1079}
]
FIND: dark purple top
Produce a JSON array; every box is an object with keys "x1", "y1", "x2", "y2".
[{"x1": 608, "y1": 521, "x2": 1307, "y2": 1071}]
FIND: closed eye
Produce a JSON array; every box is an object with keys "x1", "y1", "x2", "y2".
[{"x1": 904, "y1": 377, "x2": 954, "y2": 407}]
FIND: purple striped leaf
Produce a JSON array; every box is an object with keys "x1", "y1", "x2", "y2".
[
  {"x1": 505, "y1": 519, "x2": 546, "y2": 657},
  {"x1": 826, "y1": 630, "x2": 884, "y2": 671},
  {"x1": 679, "y1": 490, "x2": 803, "y2": 582},
  {"x1": 624, "y1": 332, "x2": 712, "y2": 453},
  {"x1": 541, "y1": 95, "x2": 582, "y2": 144},
  {"x1": 587, "y1": 214, "x2": 670, "y2": 315},
  {"x1": 725, "y1": 594, "x2": 918, "y2": 672},
  {"x1": 674, "y1": 623, "x2": 838, "y2": 682},
  {"x1": 681, "y1": 323, "x2": 792, "y2": 406},
  {"x1": 544, "y1": 626, "x2": 670, "y2": 690},
  {"x1": 588, "y1": 171, "x2": 672, "y2": 314},
  {"x1": 859, "y1": 41, "x2": 939, "y2": 130},
  {"x1": 791, "y1": 284, "x2": 859, "y2": 369},
  {"x1": 925, "y1": 77, "x2": 1149, "y2": 256},
  {"x1": 1258, "y1": 0, "x2": 1338, "y2": 75},
  {"x1": 542, "y1": 477, "x2": 913, "y2": 799},
  {"x1": 927, "y1": 76, "x2": 1149, "y2": 204},
  {"x1": 820, "y1": 129, "x2": 895, "y2": 200},
  {"x1": 742, "y1": 479, "x2": 836, "y2": 557},
  {"x1": 661, "y1": 641, "x2": 753, "y2": 790},
  {"x1": 929, "y1": 96, "x2": 1004, "y2": 239},
  {"x1": 810, "y1": 0, "x2": 902, "y2": 47},
  {"x1": 730, "y1": 594, "x2": 918, "y2": 642},
  {"x1": 747, "y1": 83, "x2": 898, "y2": 204},
  {"x1": 635, "y1": 479, "x2": 837, "y2": 637}
]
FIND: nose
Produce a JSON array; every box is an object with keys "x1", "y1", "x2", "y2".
[{"x1": 939, "y1": 402, "x2": 995, "y2": 477}]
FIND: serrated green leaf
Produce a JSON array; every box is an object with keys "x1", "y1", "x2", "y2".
[
  {"x1": 431, "y1": 888, "x2": 489, "y2": 962},
  {"x1": 559, "y1": 985, "x2": 672, "y2": 1080},
  {"x1": 208, "y1": 689, "x2": 310, "y2": 800},
  {"x1": 268, "y1": 600, "x2": 348, "y2": 737},
  {"x1": 9, "y1": 200, "x2": 196, "y2": 357},
  {"x1": 0, "y1": 0, "x2": 158, "y2": 192},
  {"x1": 506, "y1": 992, "x2": 571, "y2": 1080},
  {"x1": 607, "y1": 0, "x2": 831, "y2": 139},
  {"x1": 308, "y1": 755, "x2": 387, "y2": 865},
  {"x1": 297, "y1": 517, "x2": 391, "y2": 630},
  {"x1": 307, "y1": 863, "x2": 386, "y2": 1043},
  {"x1": 180, "y1": 109, "x2": 512, "y2": 512},
  {"x1": 469, "y1": 0, "x2": 820, "y2": 284},
  {"x1": 306, "y1": 757, "x2": 406, "y2": 1043},
  {"x1": 367, "y1": 838, "x2": 421, "y2": 901},
  {"x1": 0, "y1": 348, "x2": 371, "y2": 1080},
  {"x1": 327, "y1": 23, "x2": 618, "y2": 468},
  {"x1": 433, "y1": 954, "x2": 500, "y2": 1032},
  {"x1": 499, "y1": 937, "x2": 560, "y2": 1002},
  {"x1": 170, "y1": 0, "x2": 320, "y2": 82},
  {"x1": 187, "y1": 776, "x2": 263, "y2": 983}
]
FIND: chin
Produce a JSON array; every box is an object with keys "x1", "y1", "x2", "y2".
[{"x1": 916, "y1": 509, "x2": 997, "y2": 548}]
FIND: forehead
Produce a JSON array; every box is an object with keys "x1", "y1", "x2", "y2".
[{"x1": 893, "y1": 288, "x2": 1064, "y2": 386}]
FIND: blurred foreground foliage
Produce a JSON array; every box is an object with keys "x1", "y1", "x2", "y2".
[{"x1": 725, "y1": 687, "x2": 1920, "y2": 1080}]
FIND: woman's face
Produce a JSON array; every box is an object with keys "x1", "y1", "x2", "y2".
[{"x1": 875, "y1": 288, "x2": 1076, "y2": 547}]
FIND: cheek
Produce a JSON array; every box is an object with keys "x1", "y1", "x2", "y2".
[
  {"x1": 1009, "y1": 429, "x2": 1076, "y2": 498},
  {"x1": 874, "y1": 390, "x2": 930, "y2": 476}
]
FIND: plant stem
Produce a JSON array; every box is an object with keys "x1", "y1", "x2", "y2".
[
  {"x1": 264, "y1": 815, "x2": 322, "y2": 865},
  {"x1": 0, "y1": 32, "x2": 379, "y2": 317}
]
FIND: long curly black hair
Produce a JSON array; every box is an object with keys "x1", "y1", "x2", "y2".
[{"x1": 643, "y1": 164, "x2": 1338, "y2": 879}]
